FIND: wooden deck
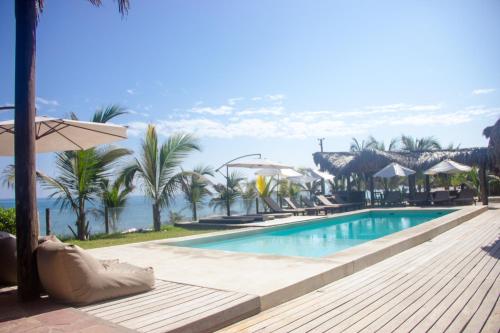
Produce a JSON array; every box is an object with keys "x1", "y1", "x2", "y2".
[
  {"x1": 80, "y1": 280, "x2": 259, "y2": 333},
  {"x1": 221, "y1": 207, "x2": 500, "y2": 333}
]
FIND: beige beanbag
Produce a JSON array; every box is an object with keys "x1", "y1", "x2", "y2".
[
  {"x1": 0, "y1": 232, "x2": 17, "y2": 285},
  {"x1": 37, "y1": 240, "x2": 154, "y2": 305}
]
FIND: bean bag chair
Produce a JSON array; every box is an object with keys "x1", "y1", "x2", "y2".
[
  {"x1": 37, "y1": 240, "x2": 154, "y2": 305},
  {"x1": 0, "y1": 232, "x2": 17, "y2": 285}
]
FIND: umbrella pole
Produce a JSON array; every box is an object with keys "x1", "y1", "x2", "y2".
[
  {"x1": 14, "y1": 0, "x2": 40, "y2": 301},
  {"x1": 226, "y1": 165, "x2": 231, "y2": 216}
]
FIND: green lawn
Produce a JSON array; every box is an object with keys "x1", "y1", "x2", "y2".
[{"x1": 65, "y1": 225, "x2": 218, "y2": 249}]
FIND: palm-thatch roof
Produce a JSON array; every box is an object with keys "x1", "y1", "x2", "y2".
[
  {"x1": 313, "y1": 147, "x2": 490, "y2": 177},
  {"x1": 484, "y1": 118, "x2": 500, "y2": 174}
]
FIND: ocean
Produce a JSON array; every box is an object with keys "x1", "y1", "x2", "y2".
[{"x1": 0, "y1": 195, "x2": 257, "y2": 237}]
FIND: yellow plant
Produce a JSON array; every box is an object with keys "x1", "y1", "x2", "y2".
[{"x1": 256, "y1": 175, "x2": 266, "y2": 195}]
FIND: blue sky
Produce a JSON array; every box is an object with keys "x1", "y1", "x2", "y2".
[{"x1": 0, "y1": 0, "x2": 499, "y2": 198}]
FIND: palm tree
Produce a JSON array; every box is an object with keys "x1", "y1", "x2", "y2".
[
  {"x1": 121, "y1": 125, "x2": 200, "y2": 231},
  {"x1": 350, "y1": 138, "x2": 369, "y2": 152},
  {"x1": 210, "y1": 171, "x2": 244, "y2": 213},
  {"x1": 100, "y1": 178, "x2": 133, "y2": 232},
  {"x1": 179, "y1": 165, "x2": 214, "y2": 221},
  {"x1": 400, "y1": 135, "x2": 441, "y2": 152},
  {"x1": 446, "y1": 142, "x2": 461, "y2": 150},
  {"x1": 240, "y1": 180, "x2": 258, "y2": 214},
  {"x1": 15, "y1": 0, "x2": 130, "y2": 300},
  {"x1": 366, "y1": 136, "x2": 399, "y2": 151}
]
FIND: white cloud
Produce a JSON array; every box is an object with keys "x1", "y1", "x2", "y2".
[
  {"x1": 36, "y1": 97, "x2": 59, "y2": 107},
  {"x1": 189, "y1": 105, "x2": 233, "y2": 116},
  {"x1": 472, "y1": 88, "x2": 495, "y2": 95},
  {"x1": 227, "y1": 97, "x2": 244, "y2": 106},
  {"x1": 237, "y1": 106, "x2": 284, "y2": 116},
  {"x1": 126, "y1": 89, "x2": 136, "y2": 95},
  {"x1": 267, "y1": 94, "x2": 286, "y2": 102},
  {"x1": 128, "y1": 109, "x2": 149, "y2": 118}
]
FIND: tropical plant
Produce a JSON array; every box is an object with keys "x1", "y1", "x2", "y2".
[
  {"x1": 0, "y1": 208, "x2": 16, "y2": 235},
  {"x1": 121, "y1": 125, "x2": 200, "y2": 231},
  {"x1": 168, "y1": 211, "x2": 185, "y2": 224},
  {"x1": 350, "y1": 138, "x2": 370, "y2": 152},
  {"x1": 446, "y1": 142, "x2": 461, "y2": 150},
  {"x1": 400, "y1": 135, "x2": 441, "y2": 151},
  {"x1": 366, "y1": 136, "x2": 399, "y2": 151},
  {"x1": 100, "y1": 178, "x2": 133, "y2": 232},
  {"x1": 38, "y1": 107, "x2": 130, "y2": 240},
  {"x1": 240, "y1": 180, "x2": 258, "y2": 214},
  {"x1": 1, "y1": 165, "x2": 15, "y2": 189},
  {"x1": 209, "y1": 171, "x2": 244, "y2": 213},
  {"x1": 179, "y1": 165, "x2": 214, "y2": 221}
]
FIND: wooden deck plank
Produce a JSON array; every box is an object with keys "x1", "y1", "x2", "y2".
[
  {"x1": 270, "y1": 220, "x2": 498, "y2": 333},
  {"x1": 220, "y1": 208, "x2": 499, "y2": 333}
]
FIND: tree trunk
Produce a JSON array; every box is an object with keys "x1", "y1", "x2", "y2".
[
  {"x1": 192, "y1": 202, "x2": 197, "y2": 221},
  {"x1": 15, "y1": 0, "x2": 40, "y2": 301},
  {"x1": 152, "y1": 203, "x2": 161, "y2": 231},
  {"x1": 408, "y1": 174, "x2": 416, "y2": 201},
  {"x1": 78, "y1": 202, "x2": 86, "y2": 240},
  {"x1": 479, "y1": 163, "x2": 489, "y2": 205},
  {"x1": 369, "y1": 175, "x2": 375, "y2": 207}
]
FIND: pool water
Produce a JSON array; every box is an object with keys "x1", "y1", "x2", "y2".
[{"x1": 178, "y1": 210, "x2": 453, "y2": 258}]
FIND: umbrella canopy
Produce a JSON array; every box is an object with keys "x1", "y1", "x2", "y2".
[
  {"x1": 227, "y1": 158, "x2": 290, "y2": 169},
  {"x1": 374, "y1": 162, "x2": 416, "y2": 178},
  {"x1": 424, "y1": 159, "x2": 472, "y2": 175},
  {"x1": 0, "y1": 116, "x2": 127, "y2": 156},
  {"x1": 254, "y1": 168, "x2": 302, "y2": 178}
]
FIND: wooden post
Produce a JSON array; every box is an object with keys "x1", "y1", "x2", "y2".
[
  {"x1": 255, "y1": 198, "x2": 259, "y2": 214},
  {"x1": 15, "y1": 0, "x2": 40, "y2": 301},
  {"x1": 104, "y1": 207, "x2": 110, "y2": 234},
  {"x1": 369, "y1": 175, "x2": 375, "y2": 207},
  {"x1": 479, "y1": 163, "x2": 489, "y2": 205},
  {"x1": 45, "y1": 208, "x2": 50, "y2": 236}
]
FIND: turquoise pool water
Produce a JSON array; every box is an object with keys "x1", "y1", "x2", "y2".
[{"x1": 178, "y1": 210, "x2": 453, "y2": 258}]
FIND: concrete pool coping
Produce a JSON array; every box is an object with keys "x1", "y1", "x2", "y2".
[{"x1": 89, "y1": 205, "x2": 487, "y2": 312}]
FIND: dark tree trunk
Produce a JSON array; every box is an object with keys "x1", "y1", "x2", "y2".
[
  {"x1": 369, "y1": 175, "x2": 375, "y2": 207},
  {"x1": 15, "y1": 0, "x2": 40, "y2": 301},
  {"x1": 78, "y1": 204, "x2": 86, "y2": 240},
  {"x1": 192, "y1": 202, "x2": 197, "y2": 221},
  {"x1": 408, "y1": 174, "x2": 416, "y2": 201},
  {"x1": 479, "y1": 163, "x2": 489, "y2": 205},
  {"x1": 425, "y1": 175, "x2": 431, "y2": 203},
  {"x1": 152, "y1": 203, "x2": 161, "y2": 231}
]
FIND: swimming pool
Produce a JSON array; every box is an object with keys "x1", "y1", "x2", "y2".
[{"x1": 176, "y1": 210, "x2": 454, "y2": 258}]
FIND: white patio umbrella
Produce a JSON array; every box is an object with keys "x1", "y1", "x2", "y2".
[
  {"x1": 310, "y1": 168, "x2": 335, "y2": 181},
  {"x1": 424, "y1": 159, "x2": 472, "y2": 175},
  {"x1": 374, "y1": 162, "x2": 416, "y2": 178},
  {"x1": 227, "y1": 158, "x2": 290, "y2": 169},
  {"x1": 254, "y1": 168, "x2": 302, "y2": 178},
  {"x1": 0, "y1": 116, "x2": 127, "y2": 155}
]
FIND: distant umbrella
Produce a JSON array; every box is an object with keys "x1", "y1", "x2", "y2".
[
  {"x1": 424, "y1": 159, "x2": 472, "y2": 175},
  {"x1": 0, "y1": 116, "x2": 127, "y2": 156},
  {"x1": 227, "y1": 158, "x2": 290, "y2": 169},
  {"x1": 254, "y1": 168, "x2": 302, "y2": 178},
  {"x1": 374, "y1": 162, "x2": 416, "y2": 178}
]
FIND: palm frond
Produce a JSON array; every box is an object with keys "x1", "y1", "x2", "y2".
[{"x1": 92, "y1": 104, "x2": 128, "y2": 123}]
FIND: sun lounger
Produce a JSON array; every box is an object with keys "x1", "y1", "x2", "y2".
[
  {"x1": 301, "y1": 197, "x2": 334, "y2": 214},
  {"x1": 0, "y1": 232, "x2": 17, "y2": 285},
  {"x1": 383, "y1": 191, "x2": 404, "y2": 206},
  {"x1": 432, "y1": 191, "x2": 452, "y2": 205},
  {"x1": 262, "y1": 196, "x2": 305, "y2": 215},
  {"x1": 37, "y1": 239, "x2": 154, "y2": 305},
  {"x1": 316, "y1": 195, "x2": 351, "y2": 212},
  {"x1": 283, "y1": 197, "x2": 320, "y2": 215},
  {"x1": 329, "y1": 194, "x2": 364, "y2": 209},
  {"x1": 453, "y1": 189, "x2": 476, "y2": 205},
  {"x1": 408, "y1": 192, "x2": 429, "y2": 206}
]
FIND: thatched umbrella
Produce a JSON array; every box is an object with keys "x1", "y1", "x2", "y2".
[{"x1": 313, "y1": 147, "x2": 490, "y2": 205}]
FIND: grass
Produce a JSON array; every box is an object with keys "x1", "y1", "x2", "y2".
[{"x1": 65, "y1": 225, "x2": 218, "y2": 249}]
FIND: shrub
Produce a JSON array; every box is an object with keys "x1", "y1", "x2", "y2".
[{"x1": 0, "y1": 207, "x2": 16, "y2": 235}]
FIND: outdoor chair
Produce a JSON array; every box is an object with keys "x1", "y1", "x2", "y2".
[
  {"x1": 453, "y1": 189, "x2": 477, "y2": 205},
  {"x1": 408, "y1": 192, "x2": 429, "y2": 206},
  {"x1": 0, "y1": 232, "x2": 17, "y2": 285},
  {"x1": 262, "y1": 196, "x2": 306, "y2": 216},
  {"x1": 317, "y1": 195, "x2": 352, "y2": 212},
  {"x1": 284, "y1": 197, "x2": 320, "y2": 215},
  {"x1": 432, "y1": 191, "x2": 452, "y2": 205},
  {"x1": 301, "y1": 197, "x2": 335, "y2": 214},
  {"x1": 383, "y1": 191, "x2": 404, "y2": 206},
  {"x1": 37, "y1": 239, "x2": 154, "y2": 305},
  {"x1": 326, "y1": 194, "x2": 361, "y2": 210}
]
